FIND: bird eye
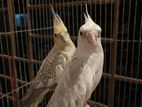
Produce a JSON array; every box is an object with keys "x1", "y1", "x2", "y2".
[
  {"x1": 54, "y1": 34, "x2": 57, "y2": 37},
  {"x1": 80, "y1": 31, "x2": 82, "y2": 36}
]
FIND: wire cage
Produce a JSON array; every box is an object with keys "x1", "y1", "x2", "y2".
[{"x1": 0, "y1": 0, "x2": 142, "y2": 107}]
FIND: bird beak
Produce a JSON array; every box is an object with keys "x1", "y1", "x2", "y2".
[
  {"x1": 61, "y1": 35, "x2": 66, "y2": 43},
  {"x1": 85, "y1": 30, "x2": 98, "y2": 45}
]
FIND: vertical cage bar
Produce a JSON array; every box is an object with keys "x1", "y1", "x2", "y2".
[
  {"x1": 1, "y1": 1, "x2": 11, "y2": 106},
  {"x1": 108, "y1": 0, "x2": 120, "y2": 107},
  {"x1": 7, "y1": 0, "x2": 19, "y2": 106},
  {"x1": 26, "y1": 0, "x2": 34, "y2": 80},
  {"x1": 117, "y1": 0, "x2": 126, "y2": 106}
]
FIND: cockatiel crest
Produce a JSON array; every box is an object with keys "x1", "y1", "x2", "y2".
[{"x1": 51, "y1": 5, "x2": 67, "y2": 34}]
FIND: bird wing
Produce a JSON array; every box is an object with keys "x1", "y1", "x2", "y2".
[{"x1": 20, "y1": 47, "x2": 68, "y2": 106}]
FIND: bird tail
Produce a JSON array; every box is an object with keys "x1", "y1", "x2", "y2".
[
  {"x1": 20, "y1": 87, "x2": 47, "y2": 107},
  {"x1": 30, "y1": 99, "x2": 41, "y2": 107}
]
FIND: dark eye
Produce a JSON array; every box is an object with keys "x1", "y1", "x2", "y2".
[
  {"x1": 80, "y1": 31, "x2": 82, "y2": 36},
  {"x1": 54, "y1": 34, "x2": 57, "y2": 37}
]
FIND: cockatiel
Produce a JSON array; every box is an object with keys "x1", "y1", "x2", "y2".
[
  {"x1": 47, "y1": 4, "x2": 104, "y2": 107},
  {"x1": 20, "y1": 5, "x2": 76, "y2": 107}
]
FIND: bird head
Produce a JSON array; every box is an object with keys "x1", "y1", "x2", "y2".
[
  {"x1": 78, "y1": 4, "x2": 102, "y2": 48},
  {"x1": 50, "y1": 5, "x2": 73, "y2": 48}
]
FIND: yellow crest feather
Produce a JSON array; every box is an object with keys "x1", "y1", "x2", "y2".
[{"x1": 50, "y1": 4, "x2": 67, "y2": 34}]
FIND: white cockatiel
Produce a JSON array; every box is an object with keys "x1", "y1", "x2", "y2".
[
  {"x1": 20, "y1": 5, "x2": 76, "y2": 107},
  {"x1": 47, "y1": 4, "x2": 104, "y2": 107}
]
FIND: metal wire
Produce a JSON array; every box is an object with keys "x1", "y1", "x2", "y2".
[
  {"x1": 98, "y1": 0, "x2": 102, "y2": 103},
  {"x1": 117, "y1": 0, "x2": 126, "y2": 106},
  {"x1": 16, "y1": 0, "x2": 25, "y2": 100},
  {"x1": 128, "y1": 0, "x2": 138, "y2": 106},
  {"x1": 123, "y1": 0, "x2": 132, "y2": 106},
  {"x1": 41, "y1": 0, "x2": 46, "y2": 60},
  {"x1": 0, "y1": 81, "x2": 33, "y2": 99},
  {"x1": 134, "y1": 1, "x2": 142, "y2": 106},
  {"x1": 1, "y1": 0, "x2": 10, "y2": 106},
  {"x1": 136, "y1": 15, "x2": 142, "y2": 107},
  {"x1": 0, "y1": 27, "x2": 53, "y2": 35},
  {"x1": 103, "y1": 0, "x2": 107, "y2": 104}
]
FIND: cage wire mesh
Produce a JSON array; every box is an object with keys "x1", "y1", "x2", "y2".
[{"x1": 0, "y1": 0, "x2": 142, "y2": 107}]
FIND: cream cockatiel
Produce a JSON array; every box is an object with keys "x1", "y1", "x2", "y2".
[
  {"x1": 20, "y1": 5, "x2": 76, "y2": 107},
  {"x1": 47, "y1": 4, "x2": 104, "y2": 107}
]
